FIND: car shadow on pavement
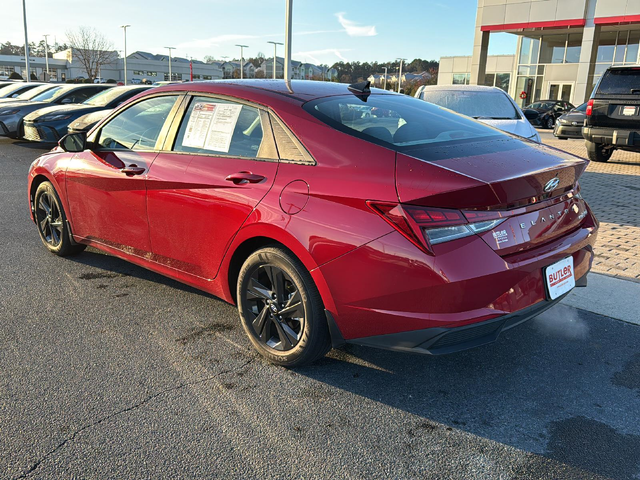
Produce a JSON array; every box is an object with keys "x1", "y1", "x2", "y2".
[
  {"x1": 64, "y1": 248, "x2": 221, "y2": 301},
  {"x1": 296, "y1": 305, "x2": 640, "y2": 480}
]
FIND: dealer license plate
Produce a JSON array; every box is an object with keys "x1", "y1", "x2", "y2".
[
  {"x1": 623, "y1": 106, "x2": 637, "y2": 116},
  {"x1": 544, "y1": 257, "x2": 575, "y2": 300}
]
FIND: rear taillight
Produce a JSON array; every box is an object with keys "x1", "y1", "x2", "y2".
[
  {"x1": 367, "y1": 202, "x2": 506, "y2": 254},
  {"x1": 586, "y1": 99, "x2": 594, "y2": 116}
]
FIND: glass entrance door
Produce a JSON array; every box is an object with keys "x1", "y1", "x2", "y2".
[{"x1": 548, "y1": 83, "x2": 573, "y2": 102}]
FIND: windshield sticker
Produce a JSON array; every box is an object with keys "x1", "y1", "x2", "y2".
[{"x1": 182, "y1": 102, "x2": 242, "y2": 153}]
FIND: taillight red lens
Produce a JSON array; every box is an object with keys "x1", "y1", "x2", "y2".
[
  {"x1": 367, "y1": 202, "x2": 468, "y2": 254},
  {"x1": 586, "y1": 99, "x2": 594, "y2": 116}
]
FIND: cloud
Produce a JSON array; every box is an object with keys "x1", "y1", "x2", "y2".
[
  {"x1": 293, "y1": 48, "x2": 352, "y2": 63},
  {"x1": 335, "y1": 12, "x2": 377, "y2": 37}
]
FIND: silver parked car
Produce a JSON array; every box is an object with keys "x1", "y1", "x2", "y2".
[{"x1": 415, "y1": 85, "x2": 541, "y2": 143}]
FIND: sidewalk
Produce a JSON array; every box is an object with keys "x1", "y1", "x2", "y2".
[{"x1": 540, "y1": 131, "x2": 640, "y2": 283}]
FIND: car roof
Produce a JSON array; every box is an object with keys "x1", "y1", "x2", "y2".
[
  {"x1": 151, "y1": 79, "x2": 396, "y2": 103},
  {"x1": 420, "y1": 85, "x2": 505, "y2": 93}
]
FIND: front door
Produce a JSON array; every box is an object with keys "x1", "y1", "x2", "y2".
[
  {"x1": 146, "y1": 96, "x2": 279, "y2": 280},
  {"x1": 548, "y1": 83, "x2": 573, "y2": 103},
  {"x1": 66, "y1": 94, "x2": 181, "y2": 255}
]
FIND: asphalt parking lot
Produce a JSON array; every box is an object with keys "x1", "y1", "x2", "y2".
[{"x1": 1, "y1": 138, "x2": 639, "y2": 479}]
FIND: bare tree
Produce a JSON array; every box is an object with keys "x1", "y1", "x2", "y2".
[{"x1": 66, "y1": 27, "x2": 117, "y2": 80}]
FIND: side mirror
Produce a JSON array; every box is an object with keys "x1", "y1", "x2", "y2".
[{"x1": 59, "y1": 132, "x2": 87, "y2": 152}]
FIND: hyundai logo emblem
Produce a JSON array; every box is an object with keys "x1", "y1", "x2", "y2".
[{"x1": 544, "y1": 177, "x2": 560, "y2": 192}]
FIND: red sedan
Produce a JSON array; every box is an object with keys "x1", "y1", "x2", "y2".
[{"x1": 27, "y1": 80, "x2": 598, "y2": 366}]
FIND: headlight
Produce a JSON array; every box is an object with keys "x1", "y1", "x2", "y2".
[
  {"x1": 0, "y1": 109, "x2": 20, "y2": 116},
  {"x1": 38, "y1": 114, "x2": 72, "y2": 122},
  {"x1": 557, "y1": 118, "x2": 568, "y2": 125}
]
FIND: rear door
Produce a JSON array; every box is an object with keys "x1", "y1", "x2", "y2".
[
  {"x1": 66, "y1": 93, "x2": 182, "y2": 254},
  {"x1": 590, "y1": 68, "x2": 640, "y2": 129},
  {"x1": 146, "y1": 95, "x2": 279, "y2": 280}
]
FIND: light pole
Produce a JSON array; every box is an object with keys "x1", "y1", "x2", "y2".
[
  {"x1": 397, "y1": 58, "x2": 406, "y2": 93},
  {"x1": 235, "y1": 44, "x2": 248, "y2": 79},
  {"x1": 383, "y1": 66, "x2": 388, "y2": 90},
  {"x1": 43, "y1": 34, "x2": 50, "y2": 82},
  {"x1": 165, "y1": 47, "x2": 175, "y2": 81},
  {"x1": 284, "y1": 0, "x2": 293, "y2": 81},
  {"x1": 22, "y1": 0, "x2": 30, "y2": 82},
  {"x1": 120, "y1": 25, "x2": 130, "y2": 85},
  {"x1": 267, "y1": 41, "x2": 283, "y2": 79}
]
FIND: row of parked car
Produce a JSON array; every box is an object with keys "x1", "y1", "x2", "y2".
[{"x1": 0, "y1": 81, "x2": 152, "y2": 142}]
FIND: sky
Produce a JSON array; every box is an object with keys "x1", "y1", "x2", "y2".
[{"x1": 4, "y1": 0, "x2": 517, "y2": 65}]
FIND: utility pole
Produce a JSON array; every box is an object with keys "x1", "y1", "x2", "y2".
[
  {"x1": 43, "y1": 34, "x2": 50, "y2": 82},
  {"x1": 397, "y1": 58, "x2": 405, "y2": 93},
  {"x1": 165, "y1": 47, "x2": 175, "y2": 81},
  {"x1": 235, "y1": 44, "x2": 248, "y2": 79},
  {"x1": 383, "y1": 66, "x2": 388, "y2": 90},
  {"x1": 121, "y1": 25, "x2": 130, "y2": 85},
  {"x1": 267, "y1": 41, "x2": 283, "y2": 79},
  {"x1": 284, "y1": 0, "x2": 293, "y2": 81},
  {"x1": 22, "y1": 0, "x2": 31, "y2": 82}
]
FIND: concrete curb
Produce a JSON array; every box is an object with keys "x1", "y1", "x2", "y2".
[{"x1": 561, "y1": 272, "x2": 640, "y2": 325}]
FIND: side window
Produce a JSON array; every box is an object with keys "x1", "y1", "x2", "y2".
[
  {"x1": 64, "y1": 88, "x2": 99, "y2": 104},
  {"x1": 97, "y1": 95, "x2": 178, "y2": 151},
  {"x1": 173, "y1": 96, "x2": 264, "y2": 158}
]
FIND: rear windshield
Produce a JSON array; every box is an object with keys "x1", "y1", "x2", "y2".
[
  {"x1": 303, "y1": 94, "x2": 502, "y2": 151},
  {"x1": 421, "y1": 89, "x2": 520, "y2": 120},
  {"x1": 0, "y1": 83, "x2": 29, "y2": 97},
  {"x1": 16, "y1": 84, "x2": 55, "y2": 100},
  {"x1": 598, "y1": 69, "x2": 640, "y2": 95}
]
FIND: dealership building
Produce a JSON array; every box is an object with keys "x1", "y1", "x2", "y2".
[{"x1": 438, "y1": 0, "x2": 640, "y2": 107}]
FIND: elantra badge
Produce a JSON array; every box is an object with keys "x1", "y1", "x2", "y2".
[{"x1": 544, "y1": 178, "x2": 560, "y2": 192}]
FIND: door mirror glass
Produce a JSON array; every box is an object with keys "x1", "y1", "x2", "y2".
[{"x1": 59, "y1": 132, "x2": 87, "y2": 152}]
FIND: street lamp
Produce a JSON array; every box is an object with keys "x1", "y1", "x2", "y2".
[
  {"x1": 120, "y1": 25, "x2": 130, "y2": 85},
  {"x1": 22, "y1": 0, "x2": 30, "y2": 82},
  {"x1": 165, "y1": 47, "x2": 175, "y2": 81},
  {"x1": 43, "y1": 34, "x2": 50, "y2": 82},
  {"x1": 396, "y1": 58, "x2": 406, "y2": 93},
  {"x1": 383, "y1": 66, "x2": 388, "y2": 90},
  {"x1": 235, "y1": 44, "x2": 248, "y2": 80},
  {"x1": 267, "y1": 41, "x2": 283, "y2": 79},
  {"x1": 284, "y1": 0, "x2": 293, "y2": 82}
]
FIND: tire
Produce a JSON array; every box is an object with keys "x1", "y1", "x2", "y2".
[
  {"x1": 586, "y1": 141, "x2": 613, "y2": 162},
  {"x1": 33, "y1": 182, "x2": 86, "y2": 256},
  {"x1": 237, "y1": 246, "x2": 331, "y2": 367},
  {"x1": 545, "y1": 116, "x2": 555, "y2": 129}
]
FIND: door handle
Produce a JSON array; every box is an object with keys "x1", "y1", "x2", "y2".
[
  {"x1": 120, "y1": 164, "x2": 146, "y2": 176},
  {"x1": 225, "y1": 171, "x2": 266, "y2": 185}
]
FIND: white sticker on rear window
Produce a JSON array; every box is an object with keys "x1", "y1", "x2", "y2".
[{"x1": 182, "y1": 102, "x2": 242, "y2": 153}]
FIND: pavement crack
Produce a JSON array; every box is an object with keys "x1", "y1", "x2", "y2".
[{"x1": 14, "y1": 358, "x2": 254, "y2": 479}]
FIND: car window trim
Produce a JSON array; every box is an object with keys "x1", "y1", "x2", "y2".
[
  {"x1": 160, "y1": 92, "x2": 279, "y2": 163},
  {"x1": 90, "y1": 91, "x2": 186, "y2": 153}
]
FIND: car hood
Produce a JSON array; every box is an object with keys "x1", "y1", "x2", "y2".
[
  {"x1": 69, "y1": 109, "x2": 112, "y2": 131},
  {"x1": 558, "y1": 111, "x2": 586, "y2": 122},
  {"x1": 24, "y1": 104, "x2": 100, "y2": 122},
  {"x1": 477, "y1": 118, "x2": 537, "y2": 139}
]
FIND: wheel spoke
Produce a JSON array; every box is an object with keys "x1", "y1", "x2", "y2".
[
  {"x1": 39, "y1": 217, "x2": 49, "y2": 232},
  {"x1": 50, "y1": 225, "x2": 60, "y2": 244},
  {"x1": 38, "y1": 196, "x2": 51, "y2": 216},
  {"x1": 273, "y1": 319, "x2": 296, "y2": 350},
  {"x1": 252, "y1": 305, "x2": 271, "y2": 342},
  {"x1": 247, "y1": 278, "x2": 272, "y2": 301},
  {"x1": 265, "y1": 266, "x2": 285, "y2": 303},
  {"x1": 278, "y1": 290, "x2": 303, "y2": 317}
]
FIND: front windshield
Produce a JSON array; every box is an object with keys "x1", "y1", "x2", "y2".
[
  {"x1": 16, "y1": 84, "x2": 55, "y2": 100},
  {"x1": 304, "y1": 94, "x2": 503, "y2": 152},
  {"x1": 421, "y1": 90, "x2": 519, "y2": 120},
  {"x1": 30, "y1": 86, "x2": 68, "y2": 103},
  {"x1": 528, "y1": 102, "x2": 555, "y2": 110},
  {"x1": 84, "y1": 87, "x2": 122, "y2": 107}
]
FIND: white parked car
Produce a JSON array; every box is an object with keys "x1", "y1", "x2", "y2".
[{"x1": 415, "y1": 85, "x2": 541, "y2": 143}]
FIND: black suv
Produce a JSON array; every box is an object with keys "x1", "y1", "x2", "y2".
[{"x1": 583, "y1": 66, "x2": 640, "y2": 162}]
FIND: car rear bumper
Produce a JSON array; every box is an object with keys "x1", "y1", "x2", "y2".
[
  {"x1": 554, "y1": 124, "x2": 582, "y2": 138},
  {"x1": 583, "y1": 126, "x2": 640, "y2": 147},
  {"x1": 347, "y1": 282, "x2": 583, "y2": 355},
  {"x1": 316, "y1": 208, "x2": 598, "y2": 345}
]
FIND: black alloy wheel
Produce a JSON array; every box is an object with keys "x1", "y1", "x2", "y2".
[
  {"x1": 246, "y1": 265, "x2": 305, "y2": 351},
  {"x1": 237, "y1": 247, "x2": 331, "y2": 367},
  {"x1": 33, "y1": 182, "x2": 86, "y2": 256},
  {"x1": 546, "y1": 116, "x2": 555, "y2": 129}
]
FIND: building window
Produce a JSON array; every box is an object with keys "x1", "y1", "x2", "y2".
[
  {"x1": 203, "y1": 75, "x2": 212, "y2": 80},
  {"x1": 452, "y1": 73, "x2": 470, "y2": 85},
  {"x1": 482, "y1": 72, "x2": 511, "y2": 92},
  {"x1": 133, "y1": 70, "x2": 144, "y2": 75},
  {"x1": 146, "y1": 71, "x2": 157, "y2": 77},
  {"x1": 164, "y1": 73, "x2": 182, "y2": 81},
  {"x1": 0, "y1": 66, "x2": 15, "y2": 77},
  {"x1": 193, "y1": 74, "x2": 201, "y2": 79}
]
